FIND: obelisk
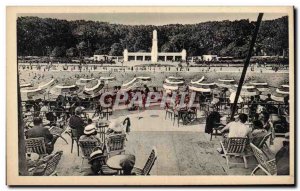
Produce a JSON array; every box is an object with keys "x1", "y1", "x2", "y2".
[{"x1": 151, "y1": 30, "x2": 158, "y2": 63}]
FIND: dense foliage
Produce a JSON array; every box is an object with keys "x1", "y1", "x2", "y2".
[{"x1": 17, "y1": 16, "x2": 288, "y2": 58}]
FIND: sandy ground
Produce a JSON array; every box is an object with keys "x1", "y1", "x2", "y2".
[
  {"x1": 54, "y1": 109, "x2": 283, "y2": 176},
  {"x1": 19, "y1": 64, "x2": 288, "y2": 90}
]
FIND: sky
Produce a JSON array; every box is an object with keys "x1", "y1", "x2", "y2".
[{"x1": 18, "y1": 13, "x2": 287, "y2": 25}]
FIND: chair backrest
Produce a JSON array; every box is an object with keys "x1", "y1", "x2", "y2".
[
  {"x1": 226, "y1": 137, "x2": 248, "y2": 154},
  {"x1": 250, "y1": 143, "x2": 277, "y2": 175},
  {"x1": 79, "y1": 139, "x2": 99, "y2": 159},
  {"x1": 70, "y1": 128, "x2": 79, "y2": 140},
  {"x1": 97, "y1": 125, "x2": 106, "y2": 143},
  {"x1": 142, "y1": 147, "x2": 157, "y2": 175},
  {"x1": 44, "y1": 151, "x2": 63, "y2": 176},
  {"x1": 257, "y1": 132, "x2": 272, "y2": 148},
  {"x1": 106, "y1": 134, "x2": 126, "y2": 155},
  {"x1": 25, "y1": 137, "x2": 47, "y2": 155}
]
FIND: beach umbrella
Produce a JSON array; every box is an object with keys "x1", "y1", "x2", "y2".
[
  {"x1": 168, "y1": 76, "x2": 184, "y2": 80},
  {"x1": 271, "y1": 84, "x2": 289, "y2": 102},
  {"x1": 231, "y1": 84, "x2": 260, "y2": 97},
  {"x1": 250, "y1": 81, "x2": 270, "y2": 92},
  {"x1": 21, "y1": 87, "x2": 46, "y2": 101},
  {"x1": 79, "y1": 79, "x2": 104, "y2": 98},
  {"x1": 76, "y1": 78, "x2": 94, "y2": 86},
  {"x1": 276, "y1": 84, "x2": 289, "y2": 95},
  {"x1": 100, "y1": 76, "x2": 117, "y2": 91},
  {"x1": 271, "y1": 91, "x2": 286, "y2": 102},
  {"x1": 50, "y1": 84, "x2": 81, "y2": 98},
  {"x1": 38, "y1": 78, "x2": 57, "y2": 90},
  {"x1": 190, "y1": 76, "x2": 205, "y2": 84},
  {"x1": 188, "y1": 81, "x2": 216, "y2": 93},
  {"x1": 217, "y1": 78, "x2": 235, "y2": 88},
  {"x1": 20, "y1": 83, "x2": 33, "y2": 88}
]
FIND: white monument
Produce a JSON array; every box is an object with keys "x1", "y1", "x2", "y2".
[
  {"x1": 123, "y1": 30, "x2": 186, "y2": 63},
  {"x1": 151, "y1": 30, "x2": 158, "y2": 63}
]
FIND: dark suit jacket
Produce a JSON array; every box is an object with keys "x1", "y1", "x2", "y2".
[
  {"x1": 26, "y1": 126, "x2": 54, "y2": 144},
  {"x1": 69, "y1": 115, "x2": 85, "y2": 137}
]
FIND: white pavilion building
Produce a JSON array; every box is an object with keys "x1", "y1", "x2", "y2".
[{"x1": 123, "y1": 30, "x2": 186, "y2": 63}]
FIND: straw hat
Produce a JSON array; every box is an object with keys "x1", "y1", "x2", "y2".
[
  {"x1": 84, "y1": 124, "x2": 96, "y2": 135},
  {"x1": 88, "y1": 149, "x2": 103, "y2": 164}
]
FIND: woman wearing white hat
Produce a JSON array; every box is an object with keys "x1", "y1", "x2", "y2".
[{"x1": 79, "y1": 123, "x2": 101, "y2": 144}]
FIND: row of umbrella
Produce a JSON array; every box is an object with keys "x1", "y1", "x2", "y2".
[
  {"x1": 20, "y1": 75, "x2": 153, "y2": 101},
  {"x1": 162, "y1": 76, "x2": 289, "y2": 102},
  {"x1": 20, "y1": 77, "x2": 117, "y2": 101}
]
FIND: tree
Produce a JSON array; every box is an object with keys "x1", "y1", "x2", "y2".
[
  {"x1": 50, "y1": 46, "x2": 66, "y2": 57},
  {"x1": 66, "y1": 47, "x2": 78, "y2": 57},
  {"x1": 109, "y1": 43, "x2": 123, "y2": 56},
  {"x1": 17, "y1": 16, "x2": 289, "y2": 59},
  {"x1": 76, "y1": 41, "x2": 87, "y2": 57}
]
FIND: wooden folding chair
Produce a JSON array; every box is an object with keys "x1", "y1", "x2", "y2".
[
  {"x1": 43, "y1": 151, "x2": 63, "y2": 176},
  {"x1": 220, "y1": 137, "x2": 252, "y2": 169},
  {"x1": 106, "y1": 134, "x2": 126, "y2": 157},
  {"x1": 257, "y1": 132, "x2": 272, "y2": 148},
  {"x1": 78, "y1": 139, "x2": 102, "y2": 171},
  {"x1": 250, "y1": 143, "x2": 277, "y2": 175},
  {"x1": 25, "y1": 137, "x2": 47, "y2": 155},
  {"x1": 132, "y1": 147, "x2": 157, "y2": 175},
  {"x1": 49, "y1": 126, "x2": 68, "y2": 144}
]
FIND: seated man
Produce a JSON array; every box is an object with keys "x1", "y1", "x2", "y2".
[
  {"x1": 69, "y1": 107, "x2": 86, "y2": 138},
  {"x1": 220, "y1": 113, "x2": 251, "y2": 138},
  {"x1": 84, "y1": 150, "x2": 105, "y2": 176},
  {"x1": 250, "y1": 119, "x2": 268, "y2": 147},
  {"x1": 26, "y1": 117, "x2": 58, "y2": 154},
  {"x1": 120, "y1": 154, "x2": 136, "y2": 175},
  {"x1": 217, "y1": 113, "x2": 250, "y2": 154},
  {"x1": 79, "y1": 124, "x2": 101, "y2": 144}
]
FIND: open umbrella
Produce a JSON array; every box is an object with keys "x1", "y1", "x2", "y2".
[
  {"x1": 188, "y1": 81, "x2": 216, "y2": 93},
  {"x1": 21, "y1": 87, "x2": 46, "y2": 101},
  {"x1": 276, "y1": 84, "x2": 289, "y2": 95},
  {"x1": 231, "y1": 84, "x2": 260, "y2": 97},
  {"x1": 38, "y1": 78, "x2": 57, "y2": 90},
  {"x1": 217, "y1": 78, "x2": 235, "y2": 88},
  {"x1": 163, "y1": 76, "x2": 185, "y2": 92},
  {"x1": 50, "y1": 84, "x2": 81, "y2": 98},
  {"x1": 121, "y1": 76, "x2": 151, "y2": 92},
  {"x1": 271, "y1": 91, "x2": 286, "y2": 102},
  {"x1": 20, "y1": 83, "x2": 33, "y2": 88},
  {"x1": 76, "y1": 78, "x2": 94, "y2": 86},
  {"x1": 190, "y1": 76, "x2": 205, "y2": 84},
  {"x1": 79, "y1": 79, "x2": 104, "y2": 98}
]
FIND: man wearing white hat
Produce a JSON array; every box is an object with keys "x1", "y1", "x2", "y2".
[
  {"x1": 79, "y1": 123, "x2": 101, "y2": 144},
  {"x1": 84, "y1": 149, "x2": 105, "y2": 176}
]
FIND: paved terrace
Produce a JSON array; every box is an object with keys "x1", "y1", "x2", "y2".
[{"x1": 54, "y1": 109, "x2": 283, "y2": 176}]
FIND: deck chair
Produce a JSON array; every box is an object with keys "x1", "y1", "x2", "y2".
[
  {"x1": 250, "y1": 143, "x2": 277, "y2": 175},
  {"x1": 220, "y1": 137, "x2": 251, "y2": 169},
  {"x1": 25, "y1": 137, "x2": 47, "y2": 155},
  {"x1": 49, "y1": 126, "x2": 68, "y2": 144},
  {"x1": 106, "y1": 134, "x2": 126, "y2": 157},
  {"x1": 96, "y1": 124, "x2": 107, "y2": 144},
  {"x1": 132, "y1": 147, "x2": 157, "y2": 175},
  {"x1": 78, "y1": 139, "x2": 102, "y2": 171},
  {"x1": 210, "y1": 124, "x2": 224, "y2": 141},
  {"x1": 257, "y1": 132, "x2": 272, "y2": 148},
  {"x1": 43, "y1": 151, "x2": 63, "y2": 176}
]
